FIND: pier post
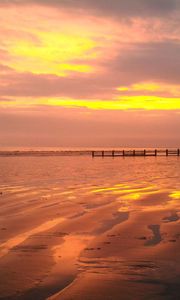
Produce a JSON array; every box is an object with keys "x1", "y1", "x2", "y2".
[{"x1": 91, "y1": 148, "x2": 177, "y2": 158}]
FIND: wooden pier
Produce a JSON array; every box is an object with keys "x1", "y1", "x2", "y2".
[{"x1": 92, "y1": 149, "x2": 180, "y2": 157}]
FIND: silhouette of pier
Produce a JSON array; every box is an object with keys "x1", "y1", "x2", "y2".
[{"x1": 92, "y1": 149, "x2": 180, "y2": 157}]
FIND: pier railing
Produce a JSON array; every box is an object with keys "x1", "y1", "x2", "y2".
[{"x1": 92, "y1": 149, "x2": 180, "y2": 157}]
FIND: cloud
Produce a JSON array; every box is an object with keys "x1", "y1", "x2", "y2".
[
  {"x1": 0, "y1": 41, "x2": 179, "y2": 101},
  {"x1": 0, "y1": 1, "x2": 179, "y2": 111},
  {"x1": 2, "y1": 0, "x2": 180, "y2": 18},
  {"x1": 65, "y1": 0, "x2": 180, "y2": 18},
  {"x1": 0, "y1": 64, "x2": 12, "y2": 73},
  {"x1": 108, "y1": 41, "x2": 180, "y2": 85}
]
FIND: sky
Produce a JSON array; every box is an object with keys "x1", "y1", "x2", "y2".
[{"x1": 0, "y1": 0, "x2": 180, "y2": 148}]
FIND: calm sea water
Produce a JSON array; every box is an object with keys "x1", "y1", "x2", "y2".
[
  {"x1": 0, "y1": 155, "x2": 179, "y2": 187},
  {"x1": 0, "y1": 156, "x2": 179, "y2": 299}
]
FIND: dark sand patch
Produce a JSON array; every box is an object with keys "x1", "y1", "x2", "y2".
[
  {"x1": 145, "y1": 225, "x2": 162, "y2": 246},
  {"x1": 94, "y1": 211, "x2": 129, "y2": 234},
  {"x1": 136, "y1": 192, "x2": 169, "y2": 206},
  {"x1": 162, "y1": 212, "x2": 179, "y2": 223}
]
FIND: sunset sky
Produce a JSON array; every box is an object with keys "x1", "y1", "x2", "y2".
[{"x1": 0, "y1": 0, "x2": 180, "y2": 147}]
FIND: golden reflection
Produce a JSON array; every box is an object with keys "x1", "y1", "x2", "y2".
[
  {"x1": 119, "y1": 190, "x2": 159, "y2": 200},
  {"x1": 118, "y1": 206, "x2": 131, "y2": 212},
  {"x1": 168, "y1": 191, "x2": 180, "y2": 208},
  {"x1": 53, "y1": 235, "x2": 92, "y2": 264},
  {"x1": 0, "y1": 217, "x2": 65, "y2": 258},
  {"x1": 169, "y1": 191, "x2": 180, "y2": 199},
  {"x1": 91, "y1": 185, "x2": 156, "y2": 195},
  {"x1": 121, "y1": 193, "x2": 141, "y2": 200},
  {"x1": 88, "y1": 182, "x2": 178, "y2": 214},
  {"x1": 91, "y1": 186, "x2": 127, "y2": 193}
]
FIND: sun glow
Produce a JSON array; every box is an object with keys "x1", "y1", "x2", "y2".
[
  {"x1": 6, "y1": 32, "x2": 97, "y2": 76},
  {"x1": 1, "y1": 95, "x2": 180, "y2": 110}
]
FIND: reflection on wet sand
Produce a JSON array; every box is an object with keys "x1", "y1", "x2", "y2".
[
  {"x1": 0, "y1": 156, "x2": 179, "y2": 299},
  {"x1": 0, "y1": 218, "x2": 65, "y2": 259}
]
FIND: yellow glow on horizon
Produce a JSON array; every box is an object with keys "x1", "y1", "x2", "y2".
[
  {"x1": 7, "y1": 32, "x2": 97, "y2": 76},
  {"x1": 117, "y1": 82, "x2": 180, "y2": 97},
  {"x1": 1, "y1": 95, "x2": 180, "y2": 110},
  {"x1": 41, "y1": 95, "x2": 180, "y2": 110}
]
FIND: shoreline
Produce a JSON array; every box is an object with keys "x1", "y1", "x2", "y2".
[{"x1": 0, "y1": 148, "x2": 179, "y2": 157}]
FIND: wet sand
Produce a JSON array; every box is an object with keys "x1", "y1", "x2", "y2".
[{"x1": 0, "y1": 156, "x2": 180, "y2": 299}]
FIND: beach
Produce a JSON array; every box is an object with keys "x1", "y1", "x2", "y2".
[{"x1": 0, "y1": 154, "x2": 180, "y2": 300}]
